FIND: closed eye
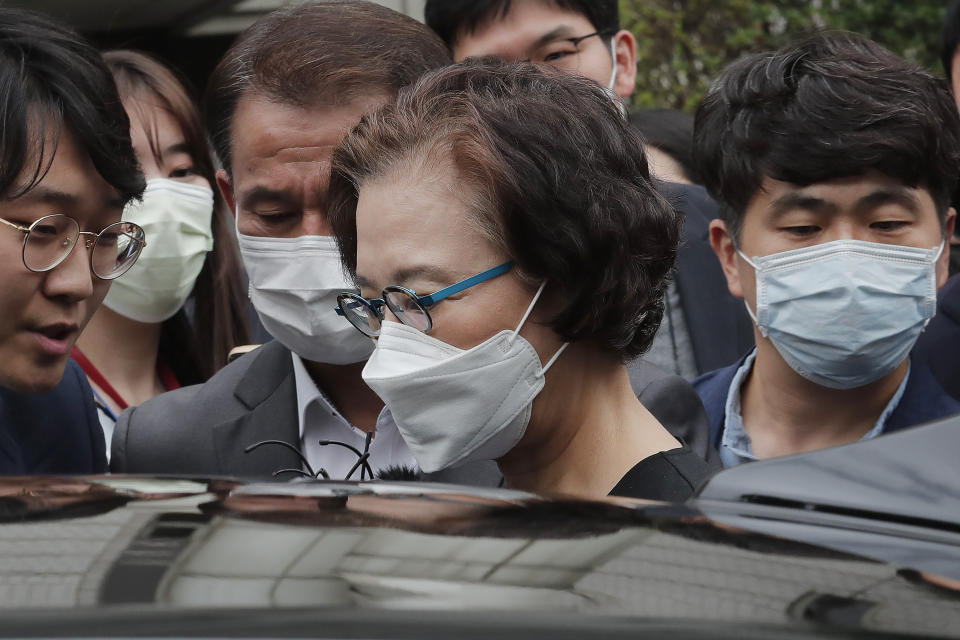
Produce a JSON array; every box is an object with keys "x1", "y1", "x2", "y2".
[
  {"x1": 169, "y1": 166, "x2": 197, "y2": 179},
  {"x1": 871, "y1": 220, "x2": 910, "y2": 232},
  {"x1": 781, "y1": 225, "x2": 821, "y2": 237}
]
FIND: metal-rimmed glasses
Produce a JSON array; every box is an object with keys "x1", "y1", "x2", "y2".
[
  {"x1": 527, "y1": 29, "x2": 616, "y2": 72},
  {"x1": 0, "y1": 213, "x2": 147, "y2": 280},
  {"x1": 336, "y1": 261, "x2": 513, "y2": 337}
]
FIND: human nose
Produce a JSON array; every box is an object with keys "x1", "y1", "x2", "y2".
[
  {"x1": 299, "y1": 209, "x2": 332, "y2": 236},
  {"x1": 41, "y1": 233, "x2": 95, "y2": 301}
]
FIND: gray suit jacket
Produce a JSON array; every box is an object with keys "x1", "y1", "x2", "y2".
[{"x1": 112, "y1": 341, "x2": 712, "y2": 480}]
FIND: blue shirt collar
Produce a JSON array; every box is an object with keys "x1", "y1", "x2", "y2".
[{"x1": 719, "y1": 349, "x2": 911, "y2": 468}]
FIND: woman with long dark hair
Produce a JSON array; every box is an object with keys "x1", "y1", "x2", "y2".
[{"x1": 74, "y1": 50, "x2": 250, "y2": 451}]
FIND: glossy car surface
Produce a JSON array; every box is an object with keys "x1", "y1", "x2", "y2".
[{"x1": 0, "y1": 469, "x2": 957, "y2": 639}]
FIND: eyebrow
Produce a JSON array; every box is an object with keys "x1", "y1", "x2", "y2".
[
  {"x1": 17, "y1": 186, "x2": 78, "y2": 208},
  {"x1": 530, "y1": 25, "x2": 579, "y2": 50},
  {"x1": 355, "y1": 265, "x2": 456, "y2": 293},
  {"x1": 239, "y1": 186, "x2": 296, "y2": 209},
  {"x1": 853, "y1": 187, "x2": 921, "y2": 215},
  {"x1": 162, "y1": 142, "x2": 192, "y2": 161},
  {"x1": 767, "y1": 192, "x2": 838, "y2": 218}
]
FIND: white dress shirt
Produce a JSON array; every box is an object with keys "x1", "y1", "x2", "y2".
[{"x1": 292, "y1": 354, "x2": 419, "y2": 479}]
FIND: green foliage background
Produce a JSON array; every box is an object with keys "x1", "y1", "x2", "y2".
[{"x1": 621, "y1": 0, "x2": 949, "y2": 111}]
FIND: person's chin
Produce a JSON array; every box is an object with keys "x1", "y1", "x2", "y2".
[{"x1": 0, "y1": 351, "x2": 70, "y2": 394}]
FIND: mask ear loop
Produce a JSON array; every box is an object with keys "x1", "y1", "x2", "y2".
[
  {"x1": 606, "y1": 37, "x2": 618, "y2": 92},
  {"x1": 736, "y1": 249, "x2": 768, "y2": 337},
  {"x1": 509, "y1": 281, "x2": 570, "y2": 375}
]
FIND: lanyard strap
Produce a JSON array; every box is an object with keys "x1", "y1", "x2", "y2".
[{"x1": 71, "y1": 347, "x2": 129, "y2": 410}]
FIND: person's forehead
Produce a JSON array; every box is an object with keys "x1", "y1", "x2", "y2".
[
  {"x1": 229, "y1": 94, "x2": 384, "y2": 184},
  {"x1": 452, "y1": 2, "x2": 596, "y2": 60},
  {"x1": 5, "y1": 126, "x2": 121, "y2": 212},
  {"x1": 127, "y1": 98, "x2": 182, "y2": 145}
]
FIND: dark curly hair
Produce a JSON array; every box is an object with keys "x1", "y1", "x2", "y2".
[
  {"x1": 328, "y1": 58, "x2": 680, "y2": 360},
  {"x1": 695, "y1": 31, "x2": 960, "y2": 243}
]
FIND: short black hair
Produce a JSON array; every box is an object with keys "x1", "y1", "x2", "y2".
[
  {"x1": 694, "y1": 31, "x2": 960, "y2": 242},
  {"x1": 942, "y1": 0, "x2": 960, "y2": 89},
  {"x1": 328, "y1": 58, "x2": 680, "y2": 360},
  {"x1": 206, "y1": 0, "x2": 451, "y2": 174},
  {"x1": 0, "y1": 8, "x2": 143, "y2": 203},
  {"x1": 424, "y1": 0, "x2": 619, "y2": 50},
  {"x1": 628, "y1": 108, "x2": 698, "y2": 184}
]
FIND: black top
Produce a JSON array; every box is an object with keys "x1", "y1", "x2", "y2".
[
  {"x1": 609, "y1": 446, "x2": 712, "y2": 501},
  {"x1": 0, "y1": 359, "x2": 106, "y2": 475}
]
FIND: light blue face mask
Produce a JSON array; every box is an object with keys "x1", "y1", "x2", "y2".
[{"x1": 739, "y1": 239, "x2": 943, "y2": 390}]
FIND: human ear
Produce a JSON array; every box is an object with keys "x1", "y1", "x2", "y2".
[
  {"x1": 709, "y1": 219, "x2": 745, "y2": 299},
  {"x1": 611, "y1": 30, "x2": 637, "y2": 99}
]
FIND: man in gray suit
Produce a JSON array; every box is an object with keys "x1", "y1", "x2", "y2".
[{"x1": 112, "y1": 0, "x2": 712, "y2": 481}]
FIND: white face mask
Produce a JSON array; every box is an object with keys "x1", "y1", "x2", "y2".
[
  {"x1": 361, "y1": 283, "x2": 568, "y2": 473},
  {"x1": 236, "y1": 217, "x2": 374, "y2": 365},
  {"x1": 103, "y1": 178, "x2": 214, "y2": 323},
  {"x1": 740, "y1": 239, "x2": 941, "y2": 389}
]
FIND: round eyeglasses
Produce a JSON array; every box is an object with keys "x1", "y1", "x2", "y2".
[
  {"x1": 0, "y1": 213, "x2": 147, "y2": 280},
  {"x1": 336, "y1": 261, "x2": 513, "y2": 337}
]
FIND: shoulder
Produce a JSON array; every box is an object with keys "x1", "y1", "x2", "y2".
[
  {"x1": 887, "y1": 361, "x2": 960, "y2": 432},
  {"x1": 937, "y1": 273, "x2": 960, "y2": 320},
  {"x1": 693, "y1": 359, "x2": 744, "y2": 449},
  {"x1": 112, "y1": 341, "x2": 293, "y2": 472},
  {"x1": 656, "y1": 182, "x2": 718, "y2": 227},
  {"x1": 627, "y1": 359, "x2": 711, "y2": 460},
  {"x1": 609, "y1": 447, "x2": 714, "y2": 502},
  {"x1": 0, "y1": 359, "x2": 106, "y2": 474},
  {"x1": 692, "y1": 361, "x2": 740, "y2": 407}
]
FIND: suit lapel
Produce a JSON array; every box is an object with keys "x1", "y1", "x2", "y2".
[{"x1": 211, "y1": 342, "x2": 302, "y2": 477}]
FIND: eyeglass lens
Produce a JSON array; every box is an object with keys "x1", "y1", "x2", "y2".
[
  {"x1": 22, "y1": 215, "x2": 79, "y2": 272},
  {"x1": 94, "y1": 222, "x2": 145, "y2": 279},
  {"x1": 23, "y1": 214, "x2": 145, "y2": 279},
  {"x1": 383, "y1": 289, "x2": 431, "y2": 332},
  {"x1": 338, "y1": 294, "x2": 382, "y2": 337}
]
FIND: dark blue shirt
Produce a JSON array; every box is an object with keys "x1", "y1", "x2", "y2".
[
  {"x1": 0, "y1": 359, "x2": 107, "y2": 474},
  {"x1": 693, "y1": 355, "x2": 960, "y2": 460}
]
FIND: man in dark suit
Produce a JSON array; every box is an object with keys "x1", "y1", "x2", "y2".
[
  {"x1": 0, "y1": 9, "x2": 145, "y2": 474},
  {"x1": 692, "y1": 33, "x2": 960, "y2": 467},
  {"x1": 113, "y1": 1, "x2": 713, "y2": 481},
  {"x1": 423, "y1": 0, "x2": 753, "y2": 378}
]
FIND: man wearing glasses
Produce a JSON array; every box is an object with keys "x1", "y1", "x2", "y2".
[{"x1": 0, "y1": 9, "x2": 146, "y2": 473}]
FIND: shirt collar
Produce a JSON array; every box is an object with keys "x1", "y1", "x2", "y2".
[
  {"x1": 720, "y1": 349, "x2": 911, "y2": 467},
  {"x1": 291, "y1": 352, "x2": 338, "y2": 442}
]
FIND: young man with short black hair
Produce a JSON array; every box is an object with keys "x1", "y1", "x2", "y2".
[
  {"x1": 694, "y1": 32, "x2": 960, "y2": 466},
  {"x1": 0, "y1": 9, "x2": 145, "y2": 473}
]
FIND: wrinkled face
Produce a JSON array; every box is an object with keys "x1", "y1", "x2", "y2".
[
  {"x1": 353, "y1": 160, "x2": 556, "y2": 356},
  {"x1": 0, "y1": 128, "x2": 123, "y2": 392},
  {"x1": 716, "y1": 172, "x2": 954, "y2": 311},
  {"x1": 450, "y1": 0, "x2": 637, "y2": 99},
  {"x1": 126, "y1": 96, "x2": 210, "y2": 190},
  {"x1": 218, "y1": 94, "x2": 387, "y2": 239}
]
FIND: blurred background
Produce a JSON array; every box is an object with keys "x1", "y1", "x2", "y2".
[
  {"x1": 2, "y1": 0, "x2": 948, "y2": 111},
  {"x1": 0, "y1": 0, "x2": 426, "y2": 98}
]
